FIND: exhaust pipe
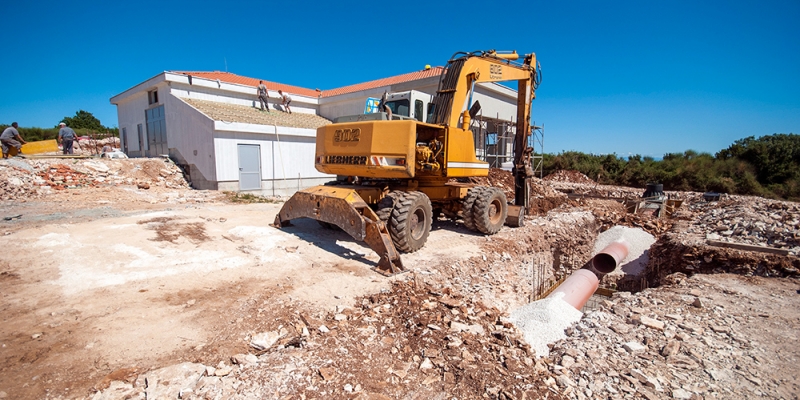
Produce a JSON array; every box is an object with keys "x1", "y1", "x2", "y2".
[{"x1": 548, "y1": 239, "x2": 630, "y2": 310}]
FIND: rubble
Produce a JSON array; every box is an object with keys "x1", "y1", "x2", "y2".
[{"x1": 0, "y1": 158, "x2": 190, "y2": 201}]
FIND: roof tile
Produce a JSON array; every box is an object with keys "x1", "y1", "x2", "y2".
[
  {"x1": 180, "y1": 98, "x2": 331, "y2": 130},
  {"x1": 170, "y1": 67, "x2": 445, "y2": 99}
]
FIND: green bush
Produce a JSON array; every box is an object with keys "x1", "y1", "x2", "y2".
[{"x1": 541, "y1": 133, "x2": 798, "y2": 201}]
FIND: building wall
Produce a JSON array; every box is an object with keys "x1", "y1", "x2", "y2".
[
  {"x1": 165, "y1": 95, "x2": 217, "y2": 187},
  {"x1": 213, "y1": 127, "x2": 332, "y2": 196},
  {"x1": 116, "y1": 84, "x2": 165, "y2": 156}
]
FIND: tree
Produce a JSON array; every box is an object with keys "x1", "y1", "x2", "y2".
[{"x1": 59, "y1": 110, "x2": 104, "y2": 131}]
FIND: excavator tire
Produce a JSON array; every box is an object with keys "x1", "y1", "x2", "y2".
[
  {"x1": 376, "y1": 191, "x2": 404, "y2": 225},
  {"x1": 473, "y1": 187, "x2": 508, "y2": 235},
  {"x1": 389, "y1": 191, "x2": 432, "y2": 253},
  {"x1": 461, "y1": 186, "x2": 484, "y2": 231}
]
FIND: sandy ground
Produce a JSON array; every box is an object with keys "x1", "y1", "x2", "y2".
[{"x1": 0, "y1": 190, "x2": 481, "y2": 399}]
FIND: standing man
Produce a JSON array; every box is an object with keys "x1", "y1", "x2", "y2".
[
  {"x1": 257, "y1": 80, "x2": 270, "y2": 112},
  {"x1": 1, "y1": 122, "x2": 26, "y2": 158},
  {"x1": 58, "y1": 122, "x2": 78, "y2": 155},
  {"x1": 278, "y1": 90, "x2": 292, "y2": 114}
]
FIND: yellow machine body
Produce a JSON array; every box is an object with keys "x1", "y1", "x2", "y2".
[{"x1": 275, "y1": 50, "x2": 541, "y2": 275}]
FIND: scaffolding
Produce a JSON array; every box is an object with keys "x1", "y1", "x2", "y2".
[{"x1": 471, "y1": 112, "x2": 544, "y2": 177}]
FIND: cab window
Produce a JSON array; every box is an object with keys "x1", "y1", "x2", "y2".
[
  {"x1": 414, "y1": 100, "x2": 424, "y2": 121},
  {"x1": 386, "y1": 99, "x2": 410, "y2": 117}
]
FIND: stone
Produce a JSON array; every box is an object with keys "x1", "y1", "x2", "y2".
[
  {"x1": 334, "y1": 314, "x2": 347, "y2": 321},
  {"x1": 639, "y1": 316, "x2": 665, "y2": 331},
  {"x1": 319, "y1": 325, "x2": 330, "y2": 333},
  {"x1": 319, "y1": 367, "x2": 336, "y2": 381},
  {"x1": 556, "y1": 374, "x2": 575, "y2": 388},
  {"x1": 142, "y1": 362, "x2": 206, "y2": 399},
  {"x1": 662, "y1": 340, "x2": 681, "y2": 357},
  {"x1": 623, "y1": 341, "x2": 646, "y2": 353},
  {"x1": 692, "y1": 297, "x2": 704, "y2": 308},
  {"x1": 419, "y1": 358, "x2": 434, "y2": 370},
  {"x1": 250, "y1": 330, "x2": 284, "y2": 351},
  {"x1": 671, "y1": 388, "x2": 693, "y2": 399},
  {"x1": 214, "y1": 367, "x2": 232, "y2": 377},
  {"x1": 560, "y1": 355, "x2": 575, "y2": 368},
  {"x1": 344, "y1": 383, "x2": 353, "y2": 392}
]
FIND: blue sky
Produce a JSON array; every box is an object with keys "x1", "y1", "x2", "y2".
[{"x1": 1, "y1": 0, "x2": 798, "y2": 158}]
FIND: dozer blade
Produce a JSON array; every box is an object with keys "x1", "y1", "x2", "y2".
[{"x1": 274, "y1": 186, "x2": 405, "y2": 276}]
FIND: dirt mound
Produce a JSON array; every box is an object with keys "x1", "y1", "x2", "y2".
[{"x1": 543, "y1": 170, "x2": 595, "y2": 185}]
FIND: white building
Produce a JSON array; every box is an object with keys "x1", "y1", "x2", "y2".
[{"x1": 110, "y1": 67, "x2": 522, "y2": 195}]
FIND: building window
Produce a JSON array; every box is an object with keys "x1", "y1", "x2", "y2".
[{"x1": 148, "y1": 89, "x2": 159, "y2": 105}]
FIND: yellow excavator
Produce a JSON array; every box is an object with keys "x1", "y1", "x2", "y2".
[{"x1": 275, "y1": 49, "x2": 542, "y2": 275}]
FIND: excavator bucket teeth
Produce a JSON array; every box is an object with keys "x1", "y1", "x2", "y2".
[{"x1": 274, "y1": 186, "x2": 405, "y2": 276}]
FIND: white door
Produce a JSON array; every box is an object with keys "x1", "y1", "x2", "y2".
[{"x1": 238, "y1": 144, "x2": 262, "y2": 191}]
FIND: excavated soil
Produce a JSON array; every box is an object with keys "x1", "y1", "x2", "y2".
[{"x1": 0, "y1": 159, "x2": 798, "y2": 400}]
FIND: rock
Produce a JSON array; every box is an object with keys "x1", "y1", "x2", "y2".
[
  {"x1": 344, "y1": 383, "x2": 353, "y2": 392},
  {"x1": 662, "y1": 340, "x2": 681, "y2": 357},
  {"x1": 560, "y1": 355, "x2": 575, "y2": 368},
  {"x1": 334, "y1": 313, "x2": 347, "y2": 321},
  {"x1": 692, "y1": 297, "x2": 704, "y2": 308},
  {"x1": 419, "y1": 358, "x2": 434, "y2": 370},
  {"x1": 427, "y1": 324, "x2": 442, "y2": 331},
  {"x1": 556, "y1": 374, "x2": 575, "y2": 388},
  {"x1": 671, "y1": 388, "x2": 693, "y2": 399},
  {"x1": 623, "y1": 341, "x2": 646, "y2": 353},
  {"x1": 142, "y1": 362, "x2": 206, "y2": 400},
  {"x1": 319, "y1": 325, "x2": 330, "y2": 333},
  {"x1": 214, "y1": 367, "x2": 232, "y2": 377},
  {"x1": 250, "y1": 330, "x2": 285, "y2": 351},
  {"x1": 319, "y1": 367, "x2": 336, "y2": 381},
  {"x1": 639, "y1": 316, "x2": 665, "y2": 331}
]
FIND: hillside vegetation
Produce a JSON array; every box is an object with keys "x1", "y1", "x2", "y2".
[{"x1": 543, "y1": 133, "x2": 799, "y2": 201}]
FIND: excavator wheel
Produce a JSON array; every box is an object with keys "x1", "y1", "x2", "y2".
[
  {"x1": 376, "y1": 191, "x2": 404, "y2": 225},
  {"x1": 461, "y1": 186, "x2": 484, "y2": 231},
  {"x1": 473, "y1": 187, "x2": 508, "y2": 235},
  {"x1": 389, "y1": 191, "x2": 432, "y2": 253}
]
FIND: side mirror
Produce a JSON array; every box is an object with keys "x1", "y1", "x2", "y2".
[{"x1": 468, "y1": 101, "x2": 482, "y2": 119}]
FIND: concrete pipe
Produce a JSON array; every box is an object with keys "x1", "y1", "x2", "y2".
[
  {"x1": 591, "y1": 239, "x2": 630, "y2": 274},
  {"x1": 547, "y1": 269, "x2": 599, "y2": 310}
]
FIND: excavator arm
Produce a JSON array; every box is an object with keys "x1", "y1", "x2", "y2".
[{"x1": 429, "y1": 50, "x2": 541, "y2": 208}]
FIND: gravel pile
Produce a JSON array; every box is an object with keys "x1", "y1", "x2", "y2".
[
  {"x1": 508, "y1": 294, "x2": 583, "y2": 357},
  {"x1": 594, "y1": 226, "x2": 656, "y2": 276}
]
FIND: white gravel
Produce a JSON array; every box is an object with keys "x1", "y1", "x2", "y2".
[
  {"x1": 593, "y1": 225, "x2": 655, "y2": 276},
  {"x1": 508, "y1": 293, "x2": 583, "y2": 357}
]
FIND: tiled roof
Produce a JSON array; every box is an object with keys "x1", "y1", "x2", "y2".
[
  {"x1": 320, "y1": 67, "x2": 445, "y2": 97},
  {"x1": 181, "y1": 98, "x2": 332, "y2": 130},
  {"x1": 171, "y1": 67, "x2": 446, "y2": 99},
  {"x1": 171, "y1": 71, "x2": 322, "y2": 98}
]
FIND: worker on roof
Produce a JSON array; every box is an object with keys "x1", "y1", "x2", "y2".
[
  {"x1": 257, "y1": 80, "x2": 270, "y2": 112},
  {"x1": 1, "y1": 122, "x2": 26, "y2": 158},
  {"x1": 278, "y1": 90, "x2": 292, "y2": 114},
  {"x1": 58, "y1": 122, "x2": 78, "y2": 155}
]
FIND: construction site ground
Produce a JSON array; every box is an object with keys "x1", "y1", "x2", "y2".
[{"x1": 0, "y1": 159, "x2": 798, "y2": 399}]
